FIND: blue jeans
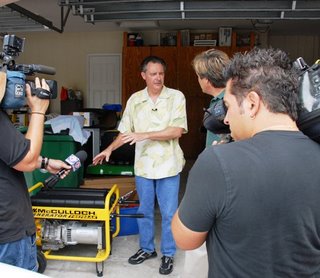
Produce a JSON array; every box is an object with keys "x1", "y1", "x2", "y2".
[
  {"x1": 135, "y1": 174, "x2": 180, "y2": 257},
  {"x1": 0, "y1": 234, "x2": 37, "y2": 271}
]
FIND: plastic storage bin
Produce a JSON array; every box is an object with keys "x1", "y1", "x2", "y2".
[
  {"x1": 112, "y1": 205, "x2": 139, "y2": 236},
  {"x1": 25, "y1": 134, "x2": 83, "y2": 188}
]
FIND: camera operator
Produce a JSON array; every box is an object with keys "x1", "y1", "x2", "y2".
[
  {"x1": 172, "y1": 48, "x2": 320, "y2": 277},
  {"x1": 0, "y1": 76, "x2": 71, "y2": 271},
  {"x1": 181, "y1": 49, "x2": 231, "y2": 278}
]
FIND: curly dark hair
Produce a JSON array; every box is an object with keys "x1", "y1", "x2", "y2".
[{"x1": 224, "y1": 48, "x2": 300, "y2": 121}]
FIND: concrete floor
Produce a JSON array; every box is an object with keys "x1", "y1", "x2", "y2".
[
  {"x1": 41, "y1": 160, "x2": 195, "y2": 278},
  {"x1": 43, "y1": 215, "x2": 186, "y2": 278}
]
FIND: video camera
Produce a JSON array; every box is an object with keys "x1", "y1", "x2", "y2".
[
  {"x1": 203, "y1": 99, "x2": 230, "y2": 134},
  {"x1": 294, "y1": 57, "x2": 320, "y2": 143},
  {"x1": 0, "y1": 34, "x2": 57, "y2": 109}
]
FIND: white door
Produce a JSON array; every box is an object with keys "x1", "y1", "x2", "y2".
[{"x1": 87, "y1": 54, "x2": 121, "y2": 108}]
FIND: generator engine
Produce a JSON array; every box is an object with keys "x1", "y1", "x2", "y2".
[{"x1": 37, "y1": 220, "x2": 104, "y2": 251}]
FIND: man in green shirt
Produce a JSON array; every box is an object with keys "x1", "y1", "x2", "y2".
[{"x1": 192, "y1": 49, "x2": 230, "y2": 147}]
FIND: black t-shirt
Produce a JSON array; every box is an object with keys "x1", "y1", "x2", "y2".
[
  {"x1": 179, "y1": 131, "x2": 320, "y2": 277},
  {"x1": 0, "y1": 110, "x2": 35, "y2": 243}
]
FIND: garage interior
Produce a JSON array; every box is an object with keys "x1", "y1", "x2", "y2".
[{"x1": 1, "y1": 1, "x2": 320, "y2": 277}]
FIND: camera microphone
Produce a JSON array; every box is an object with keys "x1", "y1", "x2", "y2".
[
  {"x1": 43, "y1": 150, "x2": 87, "y2": 189},
  {"x1": 30, "y1": 64, "x2": 56, "y2": 75},
  {"x1": 16, "y1": 64, "x2": 56, "y2": 75},
  {"x1": 152, "y1": 108, "x2": 158, "y2": 111}
]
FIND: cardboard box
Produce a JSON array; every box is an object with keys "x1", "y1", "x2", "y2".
[
  {"x1": 81, "y1": 176, "x2": 137, "y2": 200},
  {"x1": 73, "y1": 112, "x2": 99, "y2": 127}
]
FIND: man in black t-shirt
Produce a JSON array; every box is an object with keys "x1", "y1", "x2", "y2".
[
  {"x1": 172, "y1": 48, "x2": 320, "y2": 277},
  {"x1": 0, "y1": 77, "x2": 71, "y2": 272}
]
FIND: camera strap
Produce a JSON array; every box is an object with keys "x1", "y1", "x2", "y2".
[
  {"x1": 33, "y1": 87, "x2": 52, "y2": 99},
  {"x1": 0, "y1": 66, "x2": 7, "y2": 103}
]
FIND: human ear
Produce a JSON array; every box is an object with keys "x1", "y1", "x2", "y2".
[
  {"x1": 246, "y1": 91, "x2": 260, "y2": 118},
  {"x1": 141, "y1": 72, "x2": 146, "y2": 80}
]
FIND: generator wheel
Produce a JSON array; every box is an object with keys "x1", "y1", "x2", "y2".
[{"x1": 37, "y1": 249, "x2": 47, "y2": 273}]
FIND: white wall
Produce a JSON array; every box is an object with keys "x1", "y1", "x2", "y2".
[{"x1": 15, "y1": 31, "x2": 123, "y2": 113}]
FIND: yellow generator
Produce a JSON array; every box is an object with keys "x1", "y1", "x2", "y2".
[{"x1": 29, "y1": 182, "x2": 121, "y2": 277}]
